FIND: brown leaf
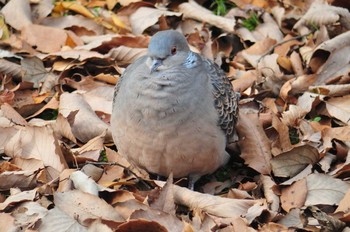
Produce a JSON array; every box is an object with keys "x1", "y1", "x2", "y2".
[
  {"x1": 305, "y1": 173, "x2": 350, "y2": 206},
  {"x1": 0, "y1": 0, "x2": 32, "y2": 30},
  {"x1": 0, "y1": 58, "x2": 22, "y2": 78},
  {"x1": 11, "y1": 201, "x2": 48, "y2": 228},
  {"x1": 237, "y1": 108, "x2": 272, "y2": 175},
  {"x1": 0, "y1": 213, "x2": 17, "y2": 231},
  {"x1": 271, "y1": 145, "x2": 319, "y2": 178},
  {"x1": 335, "y1": 188, "x2": 350, "y2": 215},
  {"x1": 129, "y1": 7, "x2": 181, "y2": 35},
  {"x1": 131, "y1": 209, "x2": 184, "y2": 232},
  {"x1": 0, "y1": 170, "x2": 38, "y2": 191},
  {"x1": 309, "y1": 30, "x2": 350, "y2": 85},
  {"x1": 241, "y1": 38, "x2": 276, "y2": 67},
  {"x1": 156, "y1": 181, "x2": 266, "y2": 218},
  {"x1": 31, "y1": 0, "x2": 54, "y2": 23},
  {"x1": 106, "y1": 46, "x2": 147, "y2": 65},
  {"x1": 310, "y1": 84, "x2": 350, "y2": 97},
  {"x1": 179, "y1": 0, "x2": 235, "y2": 32},
  {"x1": 21, "y1": 24, "x2": 68, "y2": 53},
  {"x1": 324, "y1": 95, "x2": 350, "y2": 125},
  {"x1": 271, "y1": 114, "x2": 292, "y2": 155},
  {"x1": 0, "y1": 189, "x2": 37, "y2": 211},
  {"x1": 117, "y1": 219, "x2": 168, "y2": 232},
  {"x1": 54, "y1": 190, "x2": 125, "y2": 225},
  {"x1": 4, "y1": 125, "x2": 68, "y2": 180},
  {"x1": 150, "y1": 174, "x2": 175, "y2": 215},
  {"x1": 280, "y1": 179, "x2": 307, "y2": 212},
  {"x1": 322, "y1": 126, "x2": 350, "y2": 151},
  {"x1": 39, "y1": 207, "x2": 88, "y2": 232},
  {"x1": 74, "y1": 131, "x2": 105, "y2": 161},
  {"x1": 260, "y1": 175, "x2": 280, "y2": 212},
  {"x1": 56, "y1": 1, "x2": 95, "y2": 19},
  {"x1": 231, "y1": 70, "x2": 257, "y2": 93},
  {"x1": 294, "y1": 2, "x2": 350, "y2": 29},
  {"x1": 59, "y1": 92, "x2": 112, "y2": 143},
  {"x1": 1, "y1": 103, "x2": 27, "y2": 126},
  {"x1": 42, "y1": 15, "x2": 104, "y2": 35}
]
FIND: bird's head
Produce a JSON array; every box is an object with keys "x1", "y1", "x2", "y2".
[{"x1": 147, "y1": 30, "x2": 190, "y2": 73}]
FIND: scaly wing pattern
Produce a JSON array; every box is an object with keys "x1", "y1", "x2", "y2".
[{"x1": 204, "y1": 59, "x2": 240, "y2": 143}]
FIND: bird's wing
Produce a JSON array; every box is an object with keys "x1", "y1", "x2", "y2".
[{"x1": 204, "y1": 58, "x2": 240, "y2": 142}]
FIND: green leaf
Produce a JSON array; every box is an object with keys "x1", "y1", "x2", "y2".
[
  {"x1": 210, "y1": 0, "x2": 236, "y2": 16},
  {"x1": 242, "y1": 13, "x2": 260, "y2": 31},
  {"x1": 311, "y1": 116, "x2": 322, "y2": 122},
  {"x1": 99, "y1": 150, "x2": 108, "y2": 162}
]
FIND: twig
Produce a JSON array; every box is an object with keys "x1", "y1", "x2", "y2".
[{"x1": 257, "y1": 30, "x2": 315, "y2": 63}]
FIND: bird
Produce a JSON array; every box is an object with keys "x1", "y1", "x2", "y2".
[{"x1": 111, "y1": 30, "x2": 239, "y2": 189}]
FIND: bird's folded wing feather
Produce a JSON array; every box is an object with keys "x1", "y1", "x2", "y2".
[{"x1": 204, "y1": 59, "x2": 239, "y2": 142}]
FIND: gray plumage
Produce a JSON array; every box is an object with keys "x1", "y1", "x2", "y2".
[{"x1": 111, "y1": 30, "x2": 239, "y2": 182}]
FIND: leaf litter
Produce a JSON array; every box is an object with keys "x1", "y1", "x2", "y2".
[{"x1": 0, "y1": 0, "x2": 350, "y2": 231}]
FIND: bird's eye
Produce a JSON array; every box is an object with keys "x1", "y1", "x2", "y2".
[{"x1": 171, "y1": 46, "x2": 177, "y2": 55}]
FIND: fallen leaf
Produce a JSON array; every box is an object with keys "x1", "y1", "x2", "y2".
[
  {"x1": 179, "y1": 0, "x2": 235, "y2": 32},
  {"x1": 294, "y1": 1, "x2": 350, "y2": 29},
  {"x1": 156, "y1": 181, "x2": 266, "y2": 218},
  {"x1": 59, "y1": 92, "x2": 112, "y2": 143},
  {"x1": 0, "y1": 189, "x2": 37, "y2": 211},
  {"x1": 0, "y1": 170, "x2": 38, "y2": 191},
  {"x1": 305, "y1": 173, "x2": 350, "y2": 206},
  {"x1": 38, "y1": 207, "x2": 88, "y2": 232},
  {"x1": 21, "y1": 24, "x2": 68, "y2": 53},
  {"x1": 271, "y1": 145, "x2": 319, "y2": 178},
  {"x1": 12, "y1": 201, "x2": 48, "y2": 228},
  {"x1": 0, "y1": 0, "x2": 32, "y2": 30},
  {"x1": 280, "y1": 179, "x2": 307, "y2": 212},
  {"x1": 54, "y1": 190, "x2": 125, "y2": 225},
  {"x1": 117, "y1": 219, "x2": 168, "y2": 232},
  {"x1": 129, "y1": 7, "x2": 181, "y2": 35},
  {"x1": 324, "y1": 95, "x2": 350, "y2": 125},
  {"x1": 4, "y1": 125, "x2": 68, "y2": 180},
  {"x1": 237, "y1": 108, "x2": 272, "y2": 175}
]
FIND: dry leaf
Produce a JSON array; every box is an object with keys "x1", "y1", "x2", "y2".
[
  {"x1": 117, "y1": 219, "x2": 168, "y2": 232},
  {"x1": 0, "y1": 189, "x2": 37, "y2": 211},
  {"x1": 309, "y1": 30, "x2": 350, "y2": 85},
  {"x1": 294, "y1": 1, "x2": 350, "y2": 29},
  {"x1": 59, "y1": 92, "x2": 112, "y2": 143},
  {"x1": 324, "y1": 95, "x2": 350, "y2": 125},
  {"x1": 0, "y1": 58, "x2": 22, "y2": 78},
  {"x1": 280, "y1": 179, "x2": 307, "y2": 212},
  {"x1": 4, "y1": 125, "x2": 68, "y2": 180},
  {"x1": 0, "y1": 170, "x2": 38, "y2": 191},
  {"x1": 260, "y1": 175, "x2": 280, "y2": 212},
  {"x1": 54, "y1": 190, "x2": 125, "y2": 225},
  {"x1": 271, "y1": 145, "x2": 319, "y2": 178},
  {"x1": 237, "y1": 108, "x2": 272, "y2": 175},
  {"x1": 39, "y1": 207, "x2": 88, "y2": 232},
  {"x1": 106, "y1": 46, "x2": 147, "y2": 65},
  {"x1": 0, "y1": 213, "x2": 17, "y2": 232},
  {"x1": 179, "y1": 0, "x2": 235, "y2": 32},
  {"x1": 156, "y1": 181, "x2": 266, "y2": 218},
  {"x1": 129, "y1": 7, "x2": 181, "y2": 35},
  {"x1": 11, "y1": 201, "x2": 48, "y2": 228},
  {"x1": 305, "y1": 173, "x2": 350, "y2": 206},
  {"x1": 21, "y1": 24, "x2": 68, "y2": 53},
  {"x1": 0, "y1": 0, "x2": 32, "y2": 30}
]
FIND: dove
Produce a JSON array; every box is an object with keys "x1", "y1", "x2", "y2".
[{"x1": 111, "y1": 30, "x2": 239, "y2": 188}]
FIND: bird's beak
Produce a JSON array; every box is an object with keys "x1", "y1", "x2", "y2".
[{"x1": 150, "y1": 59, "x2": 163, "y2": 73}]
